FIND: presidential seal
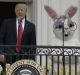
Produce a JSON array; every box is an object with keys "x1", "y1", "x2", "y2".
[{"x1": 6, "y1": 60, "x2": 45, "y2": 75}]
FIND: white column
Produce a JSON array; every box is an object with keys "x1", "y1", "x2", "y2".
[{"x1": 36, "y1": 0, "x2": 48, "y2": 45}]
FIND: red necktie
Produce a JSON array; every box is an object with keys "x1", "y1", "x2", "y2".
[{"x1": 16, "y1": 19, "x2": 23, "y2": 53}]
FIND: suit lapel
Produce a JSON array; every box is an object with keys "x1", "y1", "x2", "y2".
[
  {"x1": 21, "y1": 20, "x2": 29, "y2": 43},
  {"x1": 22, "y1": 20, "x2": 28, "y2": 37}
]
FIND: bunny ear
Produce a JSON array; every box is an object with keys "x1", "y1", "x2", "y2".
[
  {"x1": 44, "y1": 5, "x2": 58, "y2": 20},
  {"x1": 65, "y1": 6, "x2": 77, "y2": 18}
]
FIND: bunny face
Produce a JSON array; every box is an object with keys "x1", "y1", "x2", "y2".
[
  {"x1": 53, "y1": 16, "x2": 77, "y2": 40},
  {"x1": 44, "y1": 5, "x2": 77, "y2": 41}
]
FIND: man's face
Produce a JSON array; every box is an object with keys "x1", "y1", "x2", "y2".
[{"x1": 15, "y1": 3, "x2": 27, "y2": 20}]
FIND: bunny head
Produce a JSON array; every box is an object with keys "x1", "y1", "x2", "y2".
[{"x1": 44, "y1": 5, "x2": 77, "y2": 41}]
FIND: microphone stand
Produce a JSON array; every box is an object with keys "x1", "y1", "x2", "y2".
[{"x1": 62, "y1": 24, "x2": 65, "y2": 75}]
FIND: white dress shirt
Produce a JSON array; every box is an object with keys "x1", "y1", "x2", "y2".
[{"x1": 16, "y1": 18, "x2": 25, "y2": 36}]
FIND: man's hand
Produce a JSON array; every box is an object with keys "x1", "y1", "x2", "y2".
[{"x1": 0, "y1": 54, "x2": 5, "y2": 63}]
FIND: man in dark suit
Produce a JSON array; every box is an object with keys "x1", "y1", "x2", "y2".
[{"x1": 0, "y1": 2, "x2": 36, "y2": 63}]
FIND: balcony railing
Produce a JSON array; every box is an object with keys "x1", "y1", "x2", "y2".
[{"x1": 0, "y1": 45, "x2": 80, "y2": 75}]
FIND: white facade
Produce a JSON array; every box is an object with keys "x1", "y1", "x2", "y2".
[{"x1": 34, "y1": 0, "x2": 80, "y2": 46}]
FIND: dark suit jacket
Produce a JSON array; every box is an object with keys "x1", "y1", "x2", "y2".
[{"x1": 0, "y1": 18, "x2": 36, "y2": 63}]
